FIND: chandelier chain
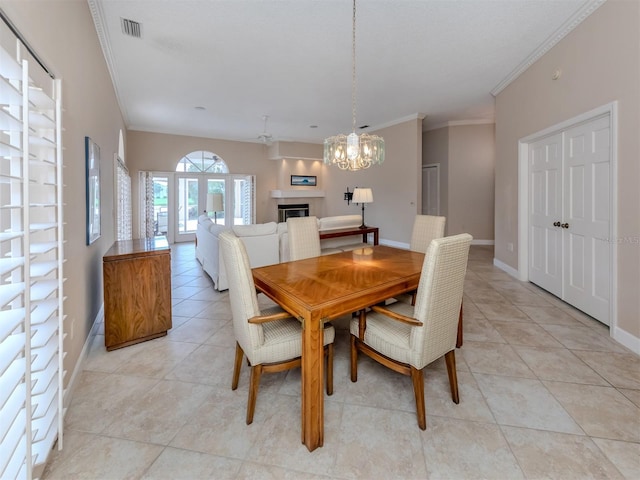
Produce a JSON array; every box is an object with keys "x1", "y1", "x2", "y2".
[
  {"x1": 322, "y1": 0, "x2": 384, "y2": 171},
  {"x1": 351, "y1": 0, "x2": 357, "y2": 133}
]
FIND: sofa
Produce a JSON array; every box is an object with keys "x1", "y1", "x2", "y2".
[{"x1": 196, "y1": 214, "x2": 370, "y2": 290}]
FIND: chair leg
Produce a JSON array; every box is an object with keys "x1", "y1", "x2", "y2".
[
  {"x1": 444, "y1": 350, "x2": 460, "y2": 404},
  {"x1": 246, "y1": 364, "x2": 263, "y2": 425},
  {"x1": 410, "y1": 366, "x2": 426, "y2": 430},
  {"x1": 326, "y1": 343, "x2": 334, "y2": 396},
  {"x1": 350, "y1": 335, "x2": 358, "y2": 382},
  {"x1": 232, "y1": 342, "x2": 243, "y2": 390},
  {"x1": 456, "y1": 300, "x2": 464, "y2": 348}
]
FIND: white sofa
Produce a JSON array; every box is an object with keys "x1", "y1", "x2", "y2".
[
  {"x1": 196, "y1": 216, "x2": 280, "y2": 291},
  {"x1": 196, "y1": 214, "x2": 371, "y2": 290}
]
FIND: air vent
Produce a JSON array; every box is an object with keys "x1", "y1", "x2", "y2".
[{"x1": 120, "y1": 18, "x2": 142, "y2": 38}]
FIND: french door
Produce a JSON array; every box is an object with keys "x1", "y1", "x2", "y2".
[
  {"x1": 528, "y1": 114, "x2": 612, "y2": 324},
  {"x1": 142, "y1": 172, "x2": 255, "y2": 243}
]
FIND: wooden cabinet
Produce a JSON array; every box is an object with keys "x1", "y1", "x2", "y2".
[{"x1": 103, "y1": 237, "x2": 172, "y2": 350}]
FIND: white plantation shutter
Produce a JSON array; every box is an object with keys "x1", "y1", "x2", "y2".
[
  {"x1": 0, "y1": 27, "x2": 65, "y2": 480},
  {"x1": 139, "y1": 171, "x2": 155, "y2": 237},
  {"x1": 115, "y1": 158, "x2": 132, "y2": 241},
  {"x1": 241, "y1": 175, "x2": 255, "y2": 224}
]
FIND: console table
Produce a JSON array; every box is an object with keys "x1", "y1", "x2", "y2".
[
  {"x1": 103, "y1": 236, "x2": 172, "y2": 350},
  {"x1": 319, "y1": 226, "x2": 379, "y2": 245}
]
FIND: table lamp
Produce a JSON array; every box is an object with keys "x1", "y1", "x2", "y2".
[
  {"x1": 352, "y1": 187, "x2": 373, "y2": 229},
  {"x1": 206, "y1": 193, "x2": 224, "y2": 224}
]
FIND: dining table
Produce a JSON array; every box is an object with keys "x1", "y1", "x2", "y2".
[{"x1": 252, "y1": 244, "x2": 427, "y2": 451}]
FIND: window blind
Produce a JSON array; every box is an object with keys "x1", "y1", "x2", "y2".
[{"x1": 0, "y1": 30, "x2": 64, "y2": 480}]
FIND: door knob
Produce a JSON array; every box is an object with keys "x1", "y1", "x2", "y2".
[
  {"x1": 561, "y1": 223, "x2": 569, "y2": 229},
  {"x1": 553, "y1": 221, "x2": 561, "y2": 227}
]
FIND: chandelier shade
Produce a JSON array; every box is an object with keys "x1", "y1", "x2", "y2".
[{"x1": 323, "y1": 0, "x2": 385, "y2": 172}]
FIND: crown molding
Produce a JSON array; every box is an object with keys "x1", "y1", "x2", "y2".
[
  {"x1": 491, "y1": 0, "x2": 607, "y2": 96},
  {"x1": 367, "y1": 113, "x2": 425, "y2": 133},
  {"x1": 424, "y1": 119, "x2": 495, "y2": 132},
  {"x1": 87, "y1": 0, "x2": 130, "y2": 124}
]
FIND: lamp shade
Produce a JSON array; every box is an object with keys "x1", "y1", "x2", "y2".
[
  {"x1": 352, "y1": 187, "x2": 373, "y2": 204},
  {"x1": 206, "y1": 193, "x2": 223, "y2": 213}
]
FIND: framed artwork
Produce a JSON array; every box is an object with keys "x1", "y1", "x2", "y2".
[
  {"x1": 290, "y1": 175, "x2": 317, "y2": 186},
  {"x1": 85, "y1": 136, "x2": 101, "y2": 245}
]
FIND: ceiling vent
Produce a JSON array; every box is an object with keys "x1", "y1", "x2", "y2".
[{"x1": 120, "y1": 18, "x2": 142, "y2": 38}]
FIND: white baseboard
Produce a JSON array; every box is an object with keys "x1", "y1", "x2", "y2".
[
  {"x1": 380, "y1": 239, "x2": 409, "y2": 249},
  {"x1": 612, "y1": 325, "x2": 640, "y2": 355},
  {"x1": 493, "y1": 257, "x2": 520, "y2": 279},
  {"x1": 472, "y1": 239, "x2": 495, "y2": 245},
  {"x1": 63, "y1": 304, "x2": 103, "y2": 415},
  {"x1": 381, "y1": 239, "x2": 495, "y2": 249}
]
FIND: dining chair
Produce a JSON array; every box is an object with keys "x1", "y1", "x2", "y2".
[
  {"x1": 397, "y1": 214, "x2": 446, "y2": 306},
  {"x1": 287, "y1": 216, "x2": 321, "y2": 261},
  {"x1": 410, "y1": 214, "x2": 446, "y2": 253},
  {"x1": 350, "y1": 233, "x2": 472, "y2": 430},
  {"x1": 219, "y1": 230, "x2": 335, "y2": 424}
]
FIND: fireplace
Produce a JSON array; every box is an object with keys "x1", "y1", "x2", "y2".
[{"x1": 278, "y1": 204, "x2": 309, "y2": 222}]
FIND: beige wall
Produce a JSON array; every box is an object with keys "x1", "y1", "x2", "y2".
[
  {"x1": 126, "y1": 131, "x2": 279, "y2": 234},
  {"x1": 127, "y1": 118, "x2": 423, "y2": 244},
  {"x1": 320, "y1": 118, "x2": 424, "y2": 245},
  {"x1": 0, "y1": 0, "x2": 126, "y2": 388},
  {"x1": 423, "y1": 124, "x2": 495, "y2": 241},
  {"x1": 448, "y1": 124, "x2": 495, "y2": 240},
  {"x1": 495, "y1": 0, "x2": 640, "y2": 339}
]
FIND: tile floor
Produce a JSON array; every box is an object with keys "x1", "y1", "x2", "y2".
[{"x1": 43, "y1": 243, "x2": 640, "y2": 479}]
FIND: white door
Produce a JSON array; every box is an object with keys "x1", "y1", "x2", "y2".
[
  {"x1": 529, "y1": 134, "x2": 563, "y2": 297},
  {"x1": 528, "y1": 115, "x2": 611, "y2": 325},
  {"x1": 422, "y1": 164, "x2": 440, "y2": 215},
  {"x1": 563, "y1": 115, "x2": 611, "y2": 323}
]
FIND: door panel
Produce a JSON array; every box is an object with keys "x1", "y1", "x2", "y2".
[
  {"x1": 562, "y1": 115, "x2": 610, "y2": 324},
  {"x1": 528, "y1": 134, "x2": 563, "y2": 297},
  {"x1": 422, "y1": 164, "x2": 440, "y2": 216}
]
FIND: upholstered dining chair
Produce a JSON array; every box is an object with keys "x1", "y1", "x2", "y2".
[
  {"x1": 350, "y1": 233, "x2": 472, "y2": 430},
  {"x1": 398, "y1": 214, "x2": 446, "y2": 306},
  {"x1": 219, "y1": 230, "x2": 335, "y2": 424},
  {"x1": 410, "y1": 214, "x2": 446, "y2": 253},
  {"x1": 287, "y1": 216, "x2": 321, "y2": 261}
]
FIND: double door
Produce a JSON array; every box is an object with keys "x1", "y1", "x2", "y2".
[{"x1": 528, "y1": 114, "x2": 611, "y2": 324}]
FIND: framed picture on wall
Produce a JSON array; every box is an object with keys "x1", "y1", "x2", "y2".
[
  {"x1": 85, "y1": 136, "x2": 101, "y2": 245},
  {"x1": 290, "y1": 175, "x2": 317, "y2": 186}
]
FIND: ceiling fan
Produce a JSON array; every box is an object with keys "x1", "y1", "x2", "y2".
[{"x1": 257, "y1": 114, "x2": 273, "y2": 144}]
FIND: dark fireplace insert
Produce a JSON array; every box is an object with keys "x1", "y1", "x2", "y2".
[{"x1": 278, "y1": 204, "x2": 309, "y2": 223}]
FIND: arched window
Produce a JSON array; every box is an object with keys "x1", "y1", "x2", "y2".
[{"x1": 176, "y1": 150, "x2": 229, "y2": 173}]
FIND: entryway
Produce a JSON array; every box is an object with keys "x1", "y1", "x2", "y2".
[
  {"x1": 518, "y1": 103, "x2": 617, "y2": 327},
  {"x1": 422, "y1": 163, "x2": 440, "y2": 216}
]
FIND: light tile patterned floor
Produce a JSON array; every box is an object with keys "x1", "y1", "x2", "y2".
[{"x1": 43, "y1": 243, "x2": 640, "y2": 479}]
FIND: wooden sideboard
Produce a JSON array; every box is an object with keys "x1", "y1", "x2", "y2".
[
  {"x1": 103, "y1": 237, "x2": 172, "y2": 351},
  {"x1": 319, "y1": 225, "x2": 379, "y2": 245}
]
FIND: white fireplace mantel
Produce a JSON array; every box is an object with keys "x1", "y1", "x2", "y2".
[{"x1": 270, "y1": 190, "x2": 325, "y2": 198}]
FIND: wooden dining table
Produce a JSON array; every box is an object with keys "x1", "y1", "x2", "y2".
[{"x1": 252, "y1": 245, "x2": 426, "y2": 451}]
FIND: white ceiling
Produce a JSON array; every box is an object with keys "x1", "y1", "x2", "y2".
[{"x1": 89, "y1": 0, "x2": 600, "y2": 144}]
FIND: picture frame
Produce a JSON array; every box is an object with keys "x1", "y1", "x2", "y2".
[
  {"x1": 85, "y1": 136, "x2": 101, "y2": 245},
  {"x1": 290, "y1": 175, "x2": 317, "y2": 186}
]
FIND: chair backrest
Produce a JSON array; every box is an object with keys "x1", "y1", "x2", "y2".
[
  {"x1": 410, "y1": 215, "x2": 446, "y2": 253},
  {"x1": 219, "y1": 230, "x2": 265, "y2": 359},
  {"x1": 411, "y1": 233, "x2": 472, "y2": 368},
  {"x1": 287, "y1": 216, "x2": 321, "y2": 261}
]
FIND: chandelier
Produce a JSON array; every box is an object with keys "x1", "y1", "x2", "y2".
[{"x1": 323, "y1": 0, "x2": 384, "y2": 171}]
